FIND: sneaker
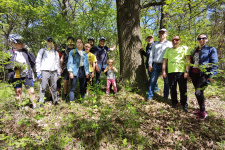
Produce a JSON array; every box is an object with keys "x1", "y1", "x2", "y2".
[
  {"x1": 198, "y1": 111, "x2": 208, "y2": 120},
  {"x1": 114, "y1": 92, "x2": 118, "y2": 95},
  {"x1": 147, "y1": 98, "x2": 153, "y2": 102},
  {"x1": 193, "y1": 109, "x2": 201, "y2": 115},
  {"x1": 183, "y1": 107, "x2": 188, "y2": 113},
  {"x1": 33, "y1": 105, "x2": 39, "y2": 109},
  {"x1": 106, "y1": 93, "x2": 109, "y2": 96},
  {"x1": 86, "y1": 92, "x2": 89, "y2": 96}
]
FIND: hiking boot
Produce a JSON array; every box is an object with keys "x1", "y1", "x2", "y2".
[
  {"x1": 54, "y1": 101, "x2": 59, "y2": 106},
  {"x1": 193, "y1": 109, "x2": 201, "y2": 115},
  {"x1": 198, "y1": 111, "x2": 208, "y2": 120}
]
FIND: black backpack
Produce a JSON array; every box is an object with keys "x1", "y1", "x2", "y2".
[{"x1": 22, "y1": 48, "x2": 36, "y2": 70}]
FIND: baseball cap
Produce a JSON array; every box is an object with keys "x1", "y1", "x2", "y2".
[
  {"x1": 146, "y1": 35, "x2": 153, "y2": 39},
  {"x1": 159, "y1": 28, "x2": 167, "y2": 32},
  {"x1": 88, "y1": 37, "x2": 95, "y2": 42},
  {"x1": 9, "y1": 34, "x2": 24, "y2": 44},
  {"x1": 46, "y1": 37, "x2": 53, "y2": 42},
  {"x1": 99, "y1": 37, "x2": 106, "y2": 41}
]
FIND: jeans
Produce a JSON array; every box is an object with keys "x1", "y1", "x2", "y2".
[
  {"x1": 39, "y1": 71, "x2": 57, "y2": 103},
  {"x1": 106, "y1": 79, "x2": 117, "y2": 93},
  {"x1": 147, "y1": 63, "x2": 169, "y2": 99},
  {"x1": 69, "y1": 67, "x2": 86, "y2": 101},
  {"x1": 148, "y1": 69, "x2": 159, "y2": 92},
  {"x1": 168, "y1": 72, "x2": 187, "y2": 107},
  {"x1": 96, "y1": 63, "x2": 107, "y2": 85},
  {"x1": 190, "y1": 73, "x2": 208, "y2": 112}
]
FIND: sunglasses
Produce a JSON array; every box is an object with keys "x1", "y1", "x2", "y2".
[
  {"x1": 172, "y1": 39, "x2": 180, "y2": 41},
  {"x1": 47, "y1": 39, "x2": 53, "y2": 42},
  {"x1": 197, "y1": 37, "x2": 207, "y2": 40}
]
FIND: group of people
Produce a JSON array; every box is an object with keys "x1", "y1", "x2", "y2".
[
  {"x1": 6, "y1": 28, "x2": 219, "y2": 120},
  {"x1": 6, "y1": 34, "x2": 118, "y2": 109},
  {"x1": 140, "y1": 28, "x2": 218, "y2": 120}
]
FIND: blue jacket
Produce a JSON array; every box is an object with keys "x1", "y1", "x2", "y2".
[
  {"x1": 191, "y1": 45, "x2": 218, "y2": 78},
  {"x1": 67, "y1": 48, "x2": 89, "y2": 76}
]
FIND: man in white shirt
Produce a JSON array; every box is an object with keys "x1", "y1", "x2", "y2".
[
  {"x1": 36, "y1": 37, "x2": 60, "y2": 106},
  {"x1": 147, "y1": 28, "x2": 172, "y2": 100}
]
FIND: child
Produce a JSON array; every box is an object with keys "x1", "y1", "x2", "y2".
[
  {"x1": 104, "y1": 59, "x2": 118, "y2": 95},
  {"x1": 84, "y1": 43, "x2": 96, "y2": 96}
]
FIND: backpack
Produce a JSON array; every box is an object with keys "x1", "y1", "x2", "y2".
[{"x1": 24, "y1": 49, "x2": 36, "y2": 70}]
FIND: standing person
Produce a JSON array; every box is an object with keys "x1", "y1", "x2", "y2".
[
  {"x1": 67, "y1": 38, "x2": 89, "y2": 101},
  {"x1": 104, "y1": 59, "x2": 118, "y2": 95},
  {"x1": 190, "y1": 34, "x2": 218, "y2": 120},
  {"x1": 148, "y1": 28, "x2": 172, "y2": 100},
  {"x1": 88, "y1": 37, "x2": 95, "y2": 47},
  {"x1": 162, "y1": 36, "x2": 191, "y2": 112},
  {"x1": 90, "y1": 37, "x2": 118, "y2": 85},
  {"x1": 84, "y1": 43, "x2": 96, "y2": 96},
  {"x1": 140, "y1": 35, "x2": 159, "y2": 91},
  {"x1": 6, "y1": 34, "x2": 37, "y2": 109},
  {"x1": 36, "y1": 37, "x2": 60, "y2": 106},
  {"x1": 61, "y1": 36, "x2": 75, "y2": 101}
]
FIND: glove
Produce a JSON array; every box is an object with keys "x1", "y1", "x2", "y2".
[{"x1": 37, "y1": 74, "x2": 41, "y2": 79}]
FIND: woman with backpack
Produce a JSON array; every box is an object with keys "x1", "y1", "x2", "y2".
[{"x1": 6, "y1": 34, "x2": 37, "y2": 109}]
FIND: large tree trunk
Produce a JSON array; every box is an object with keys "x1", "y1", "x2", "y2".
[{"x1": 116, "y1": 0, "x2": 148, "y2": 92}]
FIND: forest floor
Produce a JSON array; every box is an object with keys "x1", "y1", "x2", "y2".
[{"x1": 0, "y1": 76, "x2": 225, "y2": 149}]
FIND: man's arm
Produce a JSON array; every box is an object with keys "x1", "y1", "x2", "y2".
[
  {"x1": 60, "y1": 54, "x2": 64, "y2": 69},
  {"x1": 109, "y1": 39, "x2": 119, "y2": 51},
  {"x1": 162, "y1": 58, "x2": 167, "y2": 78},
  {"x1": 184, "y1": 55, "x2": 191, "y2": 79},
  {"x1": 148, "y1": 44, "x2": 155, "y2": 72},
  {"x1": 35, "y1": 49, "x2": 43, "y2": 76}
]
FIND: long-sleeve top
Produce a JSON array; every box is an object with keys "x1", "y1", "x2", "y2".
[
  {"x1": 67, "y1": 48, "x2": 89, "y2": 76},
  {"x1": 148, "y1": 40, "x2": 172, "y2": 66},
  {"x1": 36, "y1": 48, "x2": 60, "y2": 75},
  {"x1": 6, "y1": 49, "x2": 34, "y2": 82},
  {"x1": 190, "y1": 45, "x2": 218, "y2": 78},
  {"x1": 140, "y1": 42, "x2": 156, "y2": 68}
]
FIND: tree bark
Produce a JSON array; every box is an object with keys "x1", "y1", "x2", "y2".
[{"x1": 116, "y1": 0, "x2": 147, "y2": 92}]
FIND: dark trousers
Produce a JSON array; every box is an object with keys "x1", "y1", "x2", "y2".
[
  {"x1": 190, "y1": 73, "x2": 208, "y2": 112},
  {"x1": 168, "y1": 72, "x2": 187, "y2": 107},
  {"x1": 69, "y1": 67, "x2": 86, "y2": 101}
]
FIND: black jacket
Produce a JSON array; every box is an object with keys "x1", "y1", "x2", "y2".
[{"x1": 5, "y1": 49, "x2": 35, "y2": 82}]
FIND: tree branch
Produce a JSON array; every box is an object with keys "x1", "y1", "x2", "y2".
[{"x1": 141, "y1": 1, "x2": 165, "y2": 9}]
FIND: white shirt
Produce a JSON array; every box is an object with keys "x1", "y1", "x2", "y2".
[
  {"x1": 148, "y1": 40, "x2": 173, "y2": 66},
  {"x1": 36, "y1": 48, "x2": 60, "y2": 75},
  {"x1": 77, "y1": 50, "x2": 84, "y2": 67},
  {"x1": 14, "y1": 50, "x2": 28, "y2": 77}
]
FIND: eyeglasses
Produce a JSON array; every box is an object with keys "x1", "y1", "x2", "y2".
[
  {"x1": 197, "y1": 37, "x2": 207, "y2": 40},
  {"x1": 47, "y1": 40, "x2": 52, "y2": 42},
  {"x1": 172, "y1": 39, "x2": 180, "y2": 41},
  {"x1": 76, "y1": 42, "x2": 83, "y2": 44}
]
